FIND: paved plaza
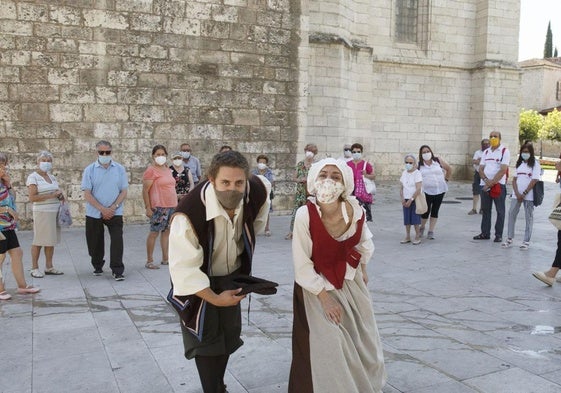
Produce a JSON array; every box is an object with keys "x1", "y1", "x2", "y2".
[{"x1": 3, "y1": 173, "x2": 561, "y2": 393}]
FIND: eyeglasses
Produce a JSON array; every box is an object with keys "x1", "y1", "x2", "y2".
[
  {"x1": 351, "y1": 151, "x2": 361, "y2": 153},
  {"x1": 344, "y1": 148, "x2": 351, "y2": 152},
  {"x1": 181, "y1": 149, "x2": 191, "y2": 152},
  {"x1": 98, "y1": 150, "x2": 112, "y2": 156}
]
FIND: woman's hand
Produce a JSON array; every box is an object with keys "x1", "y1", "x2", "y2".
[
  {"x1": 318, "y1": 290, "x2": 343, "y2": 324},
  {"x1": 361, "y1": 264, "x2": 369, "y2": 285}
]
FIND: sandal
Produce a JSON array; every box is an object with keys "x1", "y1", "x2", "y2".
[
  {"x1": 264, "y1": 230, "x2": 271, "y2": 237},
  {"x1": 30, "y1": 269, "x2": 44, "y2": 278},
  {"x1": 145, "y1": 262, "x2": 160, "y2": 270},
  {"x1": 501, "y1": 238, "x2": 512, "y2": 248},
  {"x1": 285, "y1": 233, "x2": 293, "y2": 240},
  {"x1": 520, "y1": 242, "x2": 530, "y2": 251},
  {"x1": 160, "y1": 261, "x2": 169, "y2": 265},
  {"x1": 400, "y1": 238, "x2": 411, "y2": 244},
  {"x1": 45, "y1": 268, "x2": 64, "y2": 275},
  {"x1": 0, "y1": 291, "x2": 12, "y2": 300},
  {"x1": 17, "y1": 285, "x2": 40, "y2": 294}
]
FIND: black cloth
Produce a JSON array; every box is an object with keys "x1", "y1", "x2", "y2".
[
  {"x1": 421, "y1": 192, "x2": 445, "y2": 219},
  {"x1": 85, "y1": 215, "x2": 124, "y2": 274},
  {"x1": 554, "y1": 230, "x2": 561, "y2": 269},
  {"x1": 0, "y1": 229, "x2": 20, "y2": 253}
]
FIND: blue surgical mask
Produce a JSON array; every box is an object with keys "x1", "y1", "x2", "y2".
[
  {"x1": 182, "y1": 152, "x2": 191, "y2": 159},
  {"x1": 521, "y1": 153, "x2": 530, "y2": 161},
  {"x1": 98, "y1": 155, "x2": 111, "y2": 165},
  {"x1": 405, "y1": 163, "x2": 413, "y2": 171},
  {"x1": 39, "y1": 162, "x2": 52, "y2": 172},
  {"x1": 352, "y1": 152, "x2": 362, "y2": 160}
]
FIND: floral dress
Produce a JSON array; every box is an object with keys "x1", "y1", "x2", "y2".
[{"x1": 289, "y1": 160, "x2": 310, "y2": 232}]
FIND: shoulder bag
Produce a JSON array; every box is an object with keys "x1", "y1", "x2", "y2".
[
  {"x1": 533, "y1": 180, "x2": 544, "y2": 207},
  {"x1": 362, "y1": 160, "x2": 376, "y2": 195}
]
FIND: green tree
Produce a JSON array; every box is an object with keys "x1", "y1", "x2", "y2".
[
  {"x1": 544, "y1": 21, "x2": 553, "y2": 58},
  {"x1": 519, "y1": 109, "x2": 543, "y2": 144},
  {"x1": 555, "y1": 47, "x2": 559, "y2": 57},
  {"x1": 538, "y1": 109, "x2": 561, "y2": 141}
]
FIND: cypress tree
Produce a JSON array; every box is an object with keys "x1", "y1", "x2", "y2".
[
  {"x1": 544, "y1": 21, "x2": 553, "y2": 58},
  {"x1": 555, "y1": 47, "x2": 559, "y2": 57}
]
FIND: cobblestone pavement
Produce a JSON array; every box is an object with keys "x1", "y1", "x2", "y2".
[{"x1": 2, "y1": 174, "x2": 561, "y2": 393}]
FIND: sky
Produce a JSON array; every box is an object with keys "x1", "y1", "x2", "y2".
[{"x1": 519, "y1": 0, "x2": 561, "y2": 61}]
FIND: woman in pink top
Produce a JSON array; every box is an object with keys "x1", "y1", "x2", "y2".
[
  {"x1": 142, "y1": 145, "x2": 178, "y2": 269},
  {"x1": 347, "y1": 143, "x2": 375, "y2": 222}
]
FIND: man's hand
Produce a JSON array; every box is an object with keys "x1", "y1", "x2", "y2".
[
  {"x1": 101, "y1": 206, "x2": 115, "y2": 220},
  {"x1": 213, "y1": 289, "x2": 245, "y2": 306}
]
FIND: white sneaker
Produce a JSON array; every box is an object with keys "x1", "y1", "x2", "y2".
[
  {"x1": 520, "y1": 242, "x2": 530, "y2": 250},
  {"x1": 532, "y1": 271, "x2": 554, "y2": 287},
  {"x1": 30, "y1": 269, "x2": 44, "y2": 278}
]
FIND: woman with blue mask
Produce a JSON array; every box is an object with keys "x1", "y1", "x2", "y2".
[
  {"x1": 503, "y1": 142, "x2": 541, "y2": 250},
  {"x1": 26, "y1": 150, "x2": 65, "y2": 278},
  {"x1": 400, "y1": 154, "x2": 423, "y2": 245}
]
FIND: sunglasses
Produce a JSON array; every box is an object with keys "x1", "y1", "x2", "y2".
[
  {"x1": 352, "y1": 151, "x2": 361, "y2": 153},
  {"x1": 98, "y1": 150, "x2": 112, "y2": 156},
  {"x1": 344, "y1": 148, "x2": 351, "y2": 151}
]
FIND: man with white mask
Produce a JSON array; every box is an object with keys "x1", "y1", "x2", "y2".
[
  {"x1": 81, "y1": 140, "x2": 128, "y2": 280},
  {"x1": 180, "y1": 143, "x2": 202, "y2": 184}
]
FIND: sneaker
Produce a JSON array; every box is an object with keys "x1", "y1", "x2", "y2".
[
  {"x1": 532, "y1": 271, "x2": 554, "y2": 287},
  {"x1": 112, "y1": 273, "x2": 125, "y2": 281},
  {"x1": 93, "y1": 269, "x2": 103, "y2": 276},
  {"x1": 520, "y1": 242, "x2": 530, "y2": 251},
  {"x1": 30, "y1": 269, "x2": 44, "y2": 278},
  {"x1": 493, "y1": 236, "x2": 502, "y2": 243},
  {"x1": 427, "y1": 231, "x2": 435, "y2": 240},
  {"x1": 501, "y1": 238, "x2": 512, "y2": 248},
  {"x1": 467, "y1": 209, "x2": 477, "y2": 215}
]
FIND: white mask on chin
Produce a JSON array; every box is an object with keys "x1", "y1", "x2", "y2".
[{"x1": 314, "y1": 178, "x2": 345, "y2": 204}]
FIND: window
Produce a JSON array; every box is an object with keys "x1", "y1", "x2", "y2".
[
  {"x1": 394, "y1": 0, "x2": 430, "y2": 49},
  {"x1": 557, "y1": 81, "x2": 561, "y2": 101}
]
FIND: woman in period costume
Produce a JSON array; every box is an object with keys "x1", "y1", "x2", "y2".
[{"x1": 289, "y1": 158, "x2": 386, "y2": 393}]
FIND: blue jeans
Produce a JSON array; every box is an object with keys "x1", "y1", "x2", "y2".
[
  {"x1": 507, "y1": 199, "x2": 534, "y2": 242},
  {"x1": 480, "y1": 185, "x2": 506, "y2": 238}
]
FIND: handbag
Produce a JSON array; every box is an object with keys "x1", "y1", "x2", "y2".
[
  {"x1": 57, "y1": 202, "x2": 72, "y2": 227},
  {"x1": 549, "y1": 202, "x2": 561, "y2": 230},
  {"x1": 415, "y1": 192, "x2": 428, "y2": 215},
  {"x1": 533, "y1": 180, "x2": 544, "y2": 207},
  {"x1": 362, "y1": 161, "x2": 376, "y2": 195},
  {"x1": 489, "y1": 183, "x2": 501, "y2": 199}
]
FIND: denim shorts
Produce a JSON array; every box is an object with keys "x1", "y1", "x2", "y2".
[{"x1": 149, "y1": 207, "x2": 175, "y2": 232}]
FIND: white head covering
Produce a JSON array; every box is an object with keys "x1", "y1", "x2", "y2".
[{"x1": 307, "y1": 158, "x2": 354, "y2": 199}]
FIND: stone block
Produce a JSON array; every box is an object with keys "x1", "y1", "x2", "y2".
[
  {"x1": 232, "y1": 109, "x2": 260, "y2": 125},
  {"x1": 0, "y1": 36, "x2": 15, "y2": 50},
  {"x1": 94, "y1": 123, "x2": 120, "y2": 139},
  {"x1": 79, "y1": 41, "x2": 107, "y2": 55},
  {"x1": 190, "y1": 91, "x2": 221, "y2": 107},
  {"x1": 130, "y1": 13, "x2": 163, "y2": 32},
  {"x1": 201, "y1": 21, "x2": 230, "y2": 39},
  {"x1": 120, "y1": 30, "x2": 153, "y2": 45},
  {"x1": 0, "y1": 66, "x2": 19, "y2": 82},
  {"x1": 10, "y1": 84, "x2": 58, "y2": 102},
  {"x1": 204, "y1": 77, "x2": 232, "y2": 91},
  {"x1": 0, "y1": 0, "x2": 17, "y2": 19},
  {"x1": 95, "y1": 87, "x2": 118, "y2": 103},
  {"x1": 153, "y1": 33, "x2": 185, "y2": 48},
  {"x1": 50, "y1": 104, "x2": 82, "y2": 122},
  {"x1": 122, "y1": 122, "x2": 154, "y2": 139},
  {"x1": 61, "y1": 86, "x2": 96, "y2": 103},
  {"x1": 117, "y1": 88, "x2": 154, "y2": 105},
  {"x1": 130, "y1": 105, "x2": 164, "y2": 122},
  {"x1": 231, "y1": 52, "x2": 264, "y2": 65},
  {"x1": 47, "y1": 38, "x2": 78, "y2": 53},
  {"x1": 211, "y1": 5, "x2": 238, "y2": 23},
  {"x1": 190, "y1": 124, "x2": 223, "y2": 139},
  {"x1": 263, "y1": 81, "x2": 285, "y2": 94},
  {"x1": 262, "y1": 110, "x2": 290, "y2": 126},
  {"x1": 61, "y1": 26, "x2": 93, "y2": 40},
  {"x1": 223, "y1": 125, "x2": 250, "y2": 141},
  {"x1": 269, "y1": 29, "x2": 291, "y2": 45},
  {"x1": 122, "y1": 57, "x2": 151, "y2": 71},
  {"x1": 257, "y1": 11, "x2": 282, "y2": 29},
  {"x1": 138, "y1": 73, "x2": 168, "y2": 87},
  {"x1": 83, "y1": 10, "x2": 129, "y2": 30},
  {"x1": 116, "y1": 0, "x2": 152, "y2": 13},
  {"x1": 151, "y1": 59, "x2": 184, "y2": 73},
  {"x1": 18, "y1": 2, "x2": 48, "y2": 22},
  {"x1": 168, "y1": 73, "x2": 203, "y2": 89},
  {"x1": 107, "y1": 70, "x2": 138, "y2": 86},
  {"x1": 80, "y1": 69, "x2": 107, "y2": 86},
  {"x1": 153, "y1": 88, "x2": 189, "y2": 105},
  {"x1": 163, "y1": 17, "x2": 201, "y2": 36},
  {"x1": 0, "y1": 20, "x2": 33, "y2": 36},
  {"x1": 154, "y1": 0, "x2": 186, "y2": 17},
  {"x1": 50, "y1": 5, "x2": 82, "y2": 25},
  {"x1": 267, "y1": 0, "x2": 290, "y2": 12},
  {"x1": 84, "y1": 104, "x2": 129, "y2": 122},
  {"x1": 92, "y1": 28, "x2": 121, "y2": 43},
  {"x1": 249, "y1": 95, "x2": 275, "y2": 110},
  {"x1": 0, "y1": 83, "x2": 7, "y2": 100},
  {"x1": 164, "y1": 106, "x2": 190, "y2": 122},
  {"x1": 250, "y1": 25, "x2": 268, "y2": 42},
  {"x1": 21, "y1": 103, "x2": 49, "y2": 122},
  {"x1": 0, "y1": 103, "x2": 18, "y2": 121},
  {"x1": 139, "y1": 45, "x2": 168, "y2": 59},
  {"x1": 48, "y1": 68, "x2": 79, "y2": 85},
  {"x1": 36, "y1": 123, "x2": 64, "y2": 139}
]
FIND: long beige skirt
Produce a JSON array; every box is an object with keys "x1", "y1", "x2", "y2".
[
  {"x1": 32, "y1": 210, "x2": 60, "y2": 246},
  {"x1": 289, "y1": 268, "x2": 386, "y2": 393}
]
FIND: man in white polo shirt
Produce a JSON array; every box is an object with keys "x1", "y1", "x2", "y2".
[{"x1": 473, "y1": 131, "x2": 510, "y2": 242}]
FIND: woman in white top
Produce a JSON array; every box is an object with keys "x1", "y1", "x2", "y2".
[
  {"x1": 400, "y1": 154, "x2": 423, "y2": 245},
  {"x1": 503, "y1": 142, "x2": 541, "y2": 250},
  {"x1": 417, "y1": 145, "x2": 451, "y2": 240},
  {"x1": 289, "y1": 158, "x2": 386, "y2": 393},
  {"x1": 26, "y1": 151, "x2": 64, "y2": 278}
]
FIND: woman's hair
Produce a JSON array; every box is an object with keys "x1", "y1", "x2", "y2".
[
  {"x1": 516, "y1": 142, "x2": 536, "y2": 168},
  {"x1": 207, "y1": 150, "x2": 250, "y2": 180},
  {"x1": 37, "y1": 150, "x2": 53, "y2": 162},
  {"x1": 151, "y1": 144, "x2": 167, "y2": 156},
  {"x1": 418, "y1": 145, "x2": 434, "y2": 167},
  {"x1": 404, "y1": 154, "x2": 415, "y2": 163},
  {"x1": 256, "y1": 154, "x2": 269, "y2": 163},
  {"x1": 304, "y1": 143, "x2": 318, "y2": 153},
  {"x1": 351, "y1": 143, "x2": 363, "y2": 152}
]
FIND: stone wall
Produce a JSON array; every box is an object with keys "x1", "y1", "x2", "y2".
[{"x1": 0, "y1": 0, "x2": 301, "y2": 227}]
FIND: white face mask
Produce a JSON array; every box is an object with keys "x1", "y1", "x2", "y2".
[
  {"x1": 98, "y1": 155, "x2": 111, "y2": 165},
  {"x1": 422, "y1": 152, "x2": 432, "y2": 161},
  {"x1": 352, "y1": 152, "x2": 362, "y2": 160},
  {"x1": 521, "y1": 153, "x2": 530, "y2": 161},
  {"x1": 343, "y1": 150, "x2": 352, "y2": 158},
  {"x1": 314, "y1": 178, "x2": 345, "y2": 204},
  {"x1": 173, "y1": 159, "x2": 183, "y2": 167},
  {"x1": 405, "y1": 163, "x2": 413, "y2": 171},
  {"x1": 39, "y1": 162, "x2": 52, "y2": 172},
  {"x1": 305, "y1": 151, "x2": 314, "y2": 158},
  {"x1": 257, "y1": 163, "x2": 267, "y2": 170},
  {"x1": 154, "y1": 156, "x2": 167, "y2": 166}
]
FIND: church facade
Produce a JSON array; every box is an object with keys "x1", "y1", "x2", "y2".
[{"x1": 0, "y1": 0, "x2": 521, "y2": 223}]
